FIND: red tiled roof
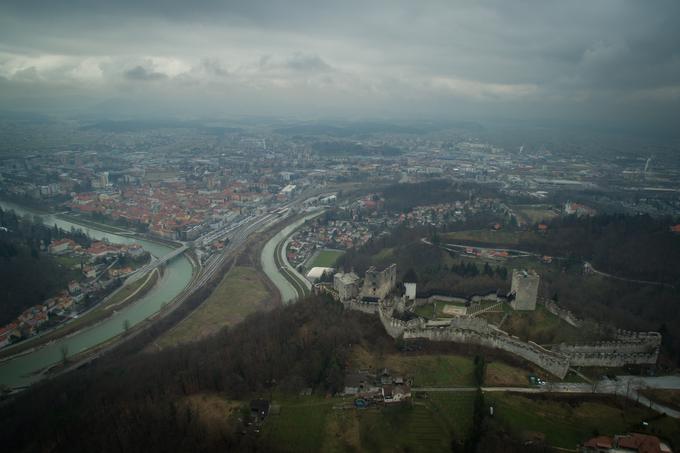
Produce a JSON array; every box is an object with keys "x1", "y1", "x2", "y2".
[
  {"x1": 583, "y1": 436, "x2": 613, "y2": 449},
  {"x1": 616, "y1": 433, "x2": 662, "y2": 453}
]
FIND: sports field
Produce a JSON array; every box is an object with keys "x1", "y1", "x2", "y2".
[{"x1": 309, "y1": 249, "x2": 345, "y2": 268}]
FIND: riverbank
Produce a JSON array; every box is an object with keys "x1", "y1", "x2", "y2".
[
  {"x1": 261, "y1": 210, "x2": 324, "y2": 304},
  {"x1": 0, "y1": 199, "x2": 196, "y2": 390},
  {"x1": 1, "y1": 198, "x2": 184, "y2": 249},
  {"x1": 57, "y1": 211, "x2": 139, "y2": 235},
  {"x1": 0, "y1": 267, "x2": 161, "y2": 362},
  {"x1": 59, "y1": 211, "x2": 186, "y2": 249},
  {"x1": 153, "y1": 216, "x2": 288, "y2": 349}
]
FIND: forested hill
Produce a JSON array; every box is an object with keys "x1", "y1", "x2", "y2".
[
  {"x1": 0, "y1": 208, "x2": 91, "y2": 325},
  {"x1": 381, "y1": 180, "x2": 500, "y2": 212},
  {"x1": 531, "y1": 214, "x2": 680, "y2": 285},
  {"x1": 0, "y1": 297, "x2": 391, "y2": 452}
]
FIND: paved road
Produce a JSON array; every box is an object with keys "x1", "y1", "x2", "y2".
[
  {"x1": 38, "y1": 213, "x2": 279, "y2": 378},
  {"x1": 584, "y1": 261, "x2": 675, "y2": 288},
  {"x1": 412, "y1": 375, "x2": 680, "y2": 418}
]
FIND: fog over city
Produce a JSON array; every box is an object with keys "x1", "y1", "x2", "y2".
[
  {"x1": 1, "y1": 0, "x2": 679, "y2": 132},
  {"x1": 4, "y1": 2, "x2": 680, "y2": 451}
]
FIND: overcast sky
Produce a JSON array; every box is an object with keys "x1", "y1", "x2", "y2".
[{"x1": 0, "y1": 0, "x2": 679, "y2": 129}]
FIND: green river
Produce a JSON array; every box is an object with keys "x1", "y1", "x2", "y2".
[{"x1": 0, "y1": 200, "x2": 193, "y2": 389}]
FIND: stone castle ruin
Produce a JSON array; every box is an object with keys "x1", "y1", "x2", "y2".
[
  {"x1": 360, "y1": 264, "x2": 396, "y2": 300},
  {"x1": 327, "y1": 264, "x2": 661, "y2": 378},
  {"x1": 334, "y1": 271, "x2": 361, "y2": 301},
  {"x1": 510, "y1": 269, "x2": 539, "y2": 311}
]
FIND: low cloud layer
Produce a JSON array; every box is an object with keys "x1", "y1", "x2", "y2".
[{"x1": 0, "y1": 0, "x2": 678, "y2": 128}]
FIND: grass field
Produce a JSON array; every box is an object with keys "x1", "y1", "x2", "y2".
[
  {"x1": 414, "y1": 299, "x2": 504, "y2": 320},
  {"x1": 54, "y1": 254, "x2": 84, "y2": 270},
  {"x1": 413, "y1": 303, "x2": 438, "y2": 319},
  {"x1": 413, "y1": 301, "x2": 468, "y2": 319},
  {"x1": 486, "y1": 392, "x2": 680, "y2": 449},
  {"x1": 511, "y1": 205, "x2": 558, "y2": 224},
  {"x1": 262, "y1": 393, "x2": 476, "y2": 452},
  {"x1": 156, "y1": 266, "x2": 272, "y2": 348},
  {"x1": 309, "y1": 249, "x2": 345, "y2": 268},
  {"x1": 372, "y1": 247, "x2": 395, "y2": 262},
  {"x1": 443, "y1": 229, "x2": 526, "y2": 246},
  {"x1": 384, "y1": 354, "x2": 476, "y2": 387},
  {"x1": 500, "y1": 304, "x2": 586, "y2": 345},
  {"x1": 260, "y1": 396, "x2": 336, "y2": 452},
  {"x1": 427, "y1": 392, "x2": 476, "y2": 440},
  {"x1": 484, "y1": 361, "x2": 537, "y2": 386},
  {"x1": 105, "y1": 270, "x2": 158, "y2": 307},
  {"x1": 357, "y1": 403, "x2": 453, "y2": 452},
  {"x1": 179, "y1": 394, "x2": 241, "y2": 440},
  {"x1": 348, "y1": 344, "x2": 541, "y2": 387},
  {"x1": 346, "y1": 345, "x2": 477, "y2": 387}
]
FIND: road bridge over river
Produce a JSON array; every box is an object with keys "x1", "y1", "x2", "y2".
[{"x1": 125, "y1": 244, "x2": 189, "y2": 284}]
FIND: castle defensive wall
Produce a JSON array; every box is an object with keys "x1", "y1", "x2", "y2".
[{"x1": 375, "y1": 304, "x2": 660, "y2": 379}]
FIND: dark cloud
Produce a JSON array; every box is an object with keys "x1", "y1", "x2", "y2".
[
  {"x1": 284, "y1": 54, "x2": 331, "y2": 73},
  {"x1": 258, "y1": 53, "x2": 332, "y2": 74},
  {"x1": 12, "y1": 66, "x2": 40, "y2": 81},
  {"x1": 200, "y1": 59, "x2": 229, "y2": 77},
  {"x1": 0, "y1": 0, "x2": 678, "y2": 130},
  {"x1": 124, "y1": 66, "x2": 168, "y2": 81}
]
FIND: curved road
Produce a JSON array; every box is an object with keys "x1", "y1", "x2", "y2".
[{"x1": 261, "y1": 209, "x2": 325, "y2": 304}]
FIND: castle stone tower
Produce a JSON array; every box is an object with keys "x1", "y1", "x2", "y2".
[
  {"x1": 510, "y1": 269, "x2": 539, "y2": 311},
  {"x1": 361, "y1": 264, "x2": 397, "y2": 300}
]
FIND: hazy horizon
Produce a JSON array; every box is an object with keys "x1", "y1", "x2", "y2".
[{"x1": 1, "y1": 1, "x2": 679, "y2": 135}]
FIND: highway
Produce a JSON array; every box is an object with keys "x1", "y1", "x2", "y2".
[
  {"x1": 0, "y1": 191, "x2": 339, "y2": 393},
  {"x1": 39, "y1": 211, "x2": 282, "y2": 385},
  {"x1": 167, "y1": 190, "x2": 329, "y2": 310},
  {"x1": 272, "y1": 221, "x2": 315, "y2": 300}
]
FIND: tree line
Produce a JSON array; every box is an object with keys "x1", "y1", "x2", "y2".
[
  {"x1": 0, "y1": 208, "x2": 91, "y2": 325},
  {"x1": 0, "y1": 296, "x2": 392, "y2": 452},
  {"x1": 524, "y1": 213, "x2": 680, "y2": 285}
]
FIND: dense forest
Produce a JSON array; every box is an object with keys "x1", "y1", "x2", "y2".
[
  {"x1": 380, "y1": 179, "x2": 501, "y2": 212},
  {"x1": 542, "y1": 271, "x2": 680, "y2": 365},
  {"x1": 0, "y1": 297, "x2": 393, "y2": 452},
  {"x1": 338, "y1": 225, "x2": 509, "y2": 297},
  {"x1": 0, "y1": 208, "x2": 91, "y2": 325},
  {"x1": 441, "y1": 214, "x2": 680, "y2": 285},
  {"x1": 526, "y1": 214, "x2": 680, "y2": 285}
]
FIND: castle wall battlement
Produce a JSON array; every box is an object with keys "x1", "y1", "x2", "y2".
[
  {"x1": 375, "y1": 304, "x2": 660, "y2": 378},
  {"x1": 543, "y1": 299, "x2": 582, "y2": 328},
  {"x1": 377, "y1": 305, "x2": 570, "y2": 378},
  {"x1": 554, "y1": 331, "x2": 660, "y2": 367},
  {"x1": 342, "y1": 300, "x2": 380, "y2": 315},
  {"x1": 414, "y1": 292, "x2": 501, "y2": 308}
]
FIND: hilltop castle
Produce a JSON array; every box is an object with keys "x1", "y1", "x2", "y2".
[{"x1": 324, "y1": 264, "x2": 660, "y2": 379}]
